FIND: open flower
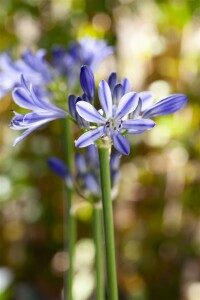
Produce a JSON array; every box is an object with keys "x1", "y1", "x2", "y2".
[
  {"x1": 74, "y1": 66, "x2": 188, "y2": 155},
  {"x1": 10, "y1": 75, "x2": 67, "y2": 146},
  {"x1": 75, "y1": 79, "x2": 155, "y2": 155}
]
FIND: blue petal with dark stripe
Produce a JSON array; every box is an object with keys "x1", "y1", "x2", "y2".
[
  {"x1": 138, "y1": 91, "x2": 154, "y2": 111},
  {"x1": 75, "y1": 126, "x2": 104, "y2": 148},
  {"x1": 111, "y1": 132, "x2": 130, "y2": 155},
  {"x1": 113, "y1": 83, "x2": 124, "y2": 105},
  {"x1": 115, "y1": 92, "x2": 139, "y2": 120},
  {"x1": 123, "y1": 119, "x2": 155, "y2": 131},
  {"x1": 108, "y1": 72, "x2": 117, "y2": 94},
  {"x1": 76, "y1": 101, "x2": 106, "y2": 123},
  {"x1": 143, "y1": 94, "x2": 188, "y2": 118},
  {"x1": 80, "y1": 66, "x2": 95, "y2": 100},
  {"x1": 121, "y1": 78, "x2": 131, "y2": 94},
  {"x1": 68, "y1": 94, "x2": 76, "y2": 118},
  {"x1": 98, "y1": 80, "x2": 112, "y2": 118}
]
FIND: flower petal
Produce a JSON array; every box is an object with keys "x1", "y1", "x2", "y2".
[
  {"x1": 110, "y1": 151, "x2": 121, "y2": 171},
  {"x1": 12, "y1": 87, "x2": 37, "y2": 110},
  {"x1": 48, "y1": 157, "x2": 71, "y2": 181},
  {"x1": 129, "y1": 98, "x2": 142, "y2": 119},
  {"x1": 98, "y1": 80, "x2": 112, "y2": 118},
  {"x1": 12, "y1": 126, "x2": 40, "y2": 146},
  {"x1": 115, "y1": 92, "x2": 139, "y2": 120},
  {"x1": 113, "y1": 83, "x2": 123, "y2": 105},
  {"x1": 86, "y1": 145, "x2": 99, "y2": 167},
  {"x1": 75, "y1": 153, "x2": 87, "y2": 173},
  {"x1": 80, "y1": 66, "x2": 95, "y2": 100},
  {"x1": 76, "y1": 101, "x2": 106, "y2": 123},
  {"x1": 83, "y1": 173, "x2": 100, "y2": 195},
  {"x1": 143, "y1": 94, "x2": 188, "y2": 118},
  {"x1": 121, "y1": 78, "x2": 131, "y2": 94},
  {"x1": 75, "y1": 126, "x2": 104, "y2": 148},
  {"x1": 122, "y1": 119, "x2": 155, "y2": 131},
  {"x1": 108, "y1": 72, "x2": 117, "y2": 94},
  {"x1": 68, "y1": 94, "x2": 76, "y2": 118},
  {"x1": 111, "y1": 132, "x2": 130, "y2": 155},
  {"x1": 138, "y1": 91, "x2": 154, "y2": 111}
]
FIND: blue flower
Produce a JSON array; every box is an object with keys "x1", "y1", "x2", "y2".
[
  {"x1": 75, "y1": 67, "x2": 188, "y2": 155},
  {"x1": 52, "y1": 37, "x2": 114, "y2": 87},
  {"x1": 48, "y1": 145, "x2": 121, "y2": 198},
  {"x1": 0, "y1": 49, "x2": 53, "y2": 99},
  {"x1": 75, "y1": 79, "x2": 155, "y2": 155},
  {"x1": 10, "y1": 75, "x2": 67, "y2": 146}
]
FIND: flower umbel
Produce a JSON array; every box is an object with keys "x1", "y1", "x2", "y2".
[
  {"x1": 75, "y1": 67, "x2": 188, "y2": 155},
  {"x1": 75, "y1": 67, "x2": 155, "y2": 155},
  {"x1": 52, "y1": 37, "x2": 114, "y2": 87},
  {"x1": 10, "y1": 75, "x2": 67, "y2": 146}
]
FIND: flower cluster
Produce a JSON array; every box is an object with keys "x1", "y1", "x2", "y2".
[
  {"x1": 3, "y1": 37, "x2": 187, "y2": 155},
  {"x1": 0, "y1": 37, "x2": 113, "y2": 101},
  {"x1": 4, "y1": 37, "x2": 113, "y2": 146},
  {"x1": 0, "y1": 49, "x2": 53, "y2": 99},
  {"x1": 48, "y1": 145, "x2": 121, "y2": 199},
  {"x1": 52, "y1": 37, "x2": 114, "y2": 87},
  {"x1": 73, "y1": 66, "x2": 187, "y2": 155}
]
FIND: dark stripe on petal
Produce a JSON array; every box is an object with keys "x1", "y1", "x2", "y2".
[
  {"x1": 115, "y1": 92, "x2": 139, "y2": 120},
  {"x1": 98, "y1": 80, "x2": 112, "y2": 118},
  {"x1": 75, "y1": 126, "x2": 104, "y2": 148},
  {"x1": 123, "y1": 119, "x2": 155, "y2": 130},
  {"x1": 143, "y1": 94, "x2": 187, "y2": 118},
  {"x1": 111, "y1": 132, "x2": 130, "y2": 155}
]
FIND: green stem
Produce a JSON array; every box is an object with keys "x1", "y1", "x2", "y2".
[
  {"x1": 98, "y1": 146, "x2": 118, "y2": 300},
  {"x1": 62, "y1": 117, "x2": 76, "y2": 300},
  {"x1": 93, "y1": 204, "x2": 104, "y2": 300}
]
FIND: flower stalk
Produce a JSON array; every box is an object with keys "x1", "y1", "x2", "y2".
[
  {"x1": 98, "y1": 145, "x2": 118, "y2": 300},
  {"x1": 93, "y1": 204, "x2": 104, "y2": 300},
  {"x1": 62, "y1": 116, "x2": 76, "y2": 300}
]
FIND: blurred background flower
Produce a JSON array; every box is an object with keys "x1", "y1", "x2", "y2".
[{"x1": 0, "y1": 0, "x2": 200, "y2": 299}]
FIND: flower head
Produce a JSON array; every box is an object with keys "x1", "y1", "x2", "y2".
[
  {"x1": 10, "y1": 75, "x2": 67, "y2": 146},
  {"x1": 52, "y1": 37, "x2": 114, "y2": 87},
  {"x1": 75, "y1": 67, "x2": 187, "y2": 155},
  {"x1": 75, "y1": 68, "x2": 155, "y2": 155}
]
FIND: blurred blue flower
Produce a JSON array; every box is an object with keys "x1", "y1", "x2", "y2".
[
  {"x1": 10, "y1": 75, "x2": 67, "y2": 146},
  {"x1": 48, "y1": 145, "x2": 121, "y2": 198},
  {"x1": 0, "y1": 49, "x2": 53, "y2": 99},
  {"x1": 52, "y1": 37, "x2": 114, "y2": 87},
  {"x1": 48, "y1": 157, "x2": 73, "y2": 188}
]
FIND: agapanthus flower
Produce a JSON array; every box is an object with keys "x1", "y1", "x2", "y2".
[
  {"x1": 75, "y1": 67, "x2": 188, "y2": 155},
  {"x1": 0, "y1": 49, "x2": 53, "y2": 99},
  {"x1": 48, "y1": 145, "x2": 121, "y2": 199},
  {"x1": 52, "y1": 37, "x2": 114, "y2": 87},
  {"x1": 10, "y1": 75, "x2": 67, "y2": 146},
  {"x1": 75, "y1": 67, "x2": 155, "y2": 155}
]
